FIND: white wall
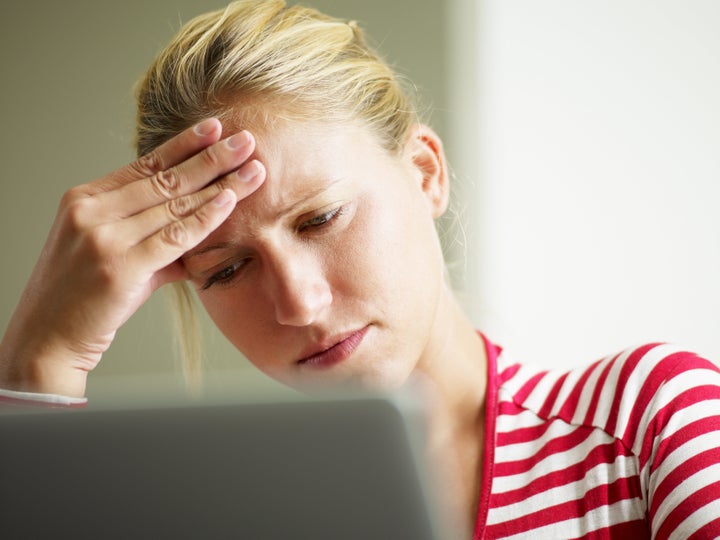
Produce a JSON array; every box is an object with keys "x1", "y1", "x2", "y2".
[{"x1": 462, "y1": 0, "x2": 720, "y2": 367}]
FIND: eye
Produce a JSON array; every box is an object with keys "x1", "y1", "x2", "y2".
[
  {"x1": 201, "y1": 260, "x2": 247, "y2": 290},
  {"x1": 298, "y1": 206, "x2": 344, "y2": 232}
]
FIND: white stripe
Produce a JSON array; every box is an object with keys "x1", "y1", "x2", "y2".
[
  {"x1": 630, "y1": 369, "x2": 720, "y2": 461},
  {"x1": 492, "y1": 427, "x2": 618, "y2": 493},
  {"x1": 591, "y1": 347, "x2": 635, "y2": 428},
  {"x1": 498, "y1": 361, "x2": 546, "y2": 397},
  {"x1": 495, "y1": 398, "x2": 547, "y2": 429},
  {"x1": 648, "y1": 430, "x2": 720, "y2": 513},
  {"x1": 494, "y1": 418, "x2": 578, "y2": 461},
  {"x1": 656, "y1": 398, "x2": 720, "y2": 442},
  {"x1": 650, "y1": 422, "x2": 720, "y2": 481},
  {"x1": 652, "y1": 461, "x2": 720, "y2": 535},
  {"x1": 486, "y1": 455, "x2": 640, "y2": 525},
  {"x1": 611, "y1": 344, "x2": 685, "y2": 440},
  {"x1": 667, "y1": 498, "x2": 720, "y2": 540},
  {"x1": 547, "y1": 363, "x2": 587, "y2": 418},
  {"x1": 491, "y1": 497, "x2": 643, "y2": 540},
  {"x1": 570, "y1": 358, "x2": 607, "y2": 425},
  {"x1": 522, "y1": 370, "x2": 561, "y2": 414}
]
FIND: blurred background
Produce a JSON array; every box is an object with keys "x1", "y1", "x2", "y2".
[{"x1": 1, "y1": 0, "x2": 718, "y2": 401}]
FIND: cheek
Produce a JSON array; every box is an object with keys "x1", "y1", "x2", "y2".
[
  {"x1": 332, "y1": 197, "x2": 402, "y2": 292},
  {"x1": 197, "y1": 291, "x2": 269, "y2": 356}
]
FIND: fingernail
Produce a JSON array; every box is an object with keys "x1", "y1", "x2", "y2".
[
  {"x1": 194, "y1": 118, "x2": 218, "y2": 136},
  {"x1": 225, "y1": 130, "x2": 250, "y2": 150},
  {"x1": 213, "y1": 189, "x2": 235, "y2": 207},
  {"x1": 237, "y1": 160, "x2": 262, "y2": 182}
]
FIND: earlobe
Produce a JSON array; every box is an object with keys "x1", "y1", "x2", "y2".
[{"x1": 404, "y1": 124, "x2": 450, "y2": 219}]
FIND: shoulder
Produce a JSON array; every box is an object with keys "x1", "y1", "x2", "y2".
[
  {"x1": 487, "y1": 342, "x2": 720, "y2": 537},
  {"x1": 495, "y1": 343, "x2": 720, "y2": 441}
]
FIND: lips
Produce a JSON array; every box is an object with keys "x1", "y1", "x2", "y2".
[{"x1": 297, "y1": 326, "x2": 369, "y2": 368}]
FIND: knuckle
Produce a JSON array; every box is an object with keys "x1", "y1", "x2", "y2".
[
  {"x1": 166, "y1": 196, "x2": 194, "y2": 220},
  {"x1": 162, "y1": 220, "x2": 189, "y2": 248},
  {"x1": 213, "y1": 178, "x2": 229, "y2": 195},
  {"x1": 83, "y1": 225, "x2": 113, "y2": 256},
  {"x1": 59, "y1": 185, "x2": 86, "y2": 207},
  {"x1": 133, "y1": 150, "x2": 165, "y2": 177},
  {"x1": 201, "y1": 143, "x2": 222, "y2": 170},
  {"x1": 63, "y1": 196, "x2": 95, "y2": 233},
  {"x1": 150, "y1": 168, "x2": 183, "y2": 199},
  {"x1": 59, "y1": 185, "x2": 97, "y2": 218}
]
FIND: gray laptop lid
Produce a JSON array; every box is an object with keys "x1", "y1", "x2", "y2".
[{"x1": 0, "y1": 395, "x2": 446, "y2": 539}]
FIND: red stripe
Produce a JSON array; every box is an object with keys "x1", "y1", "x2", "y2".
[
  {"x1": 622, "y1": 351, "x2": 706, "y2": 457},
  {"x1": 498, "y1": 400, "x2": 528, "y2": 417},
  {"x1": 650, "y1": 403, "x2": 720, "y2": 475},
  {"x1": 582, "y1": 354, "x2": 618, "y2": 425},
  {"x1": 513, "y1": 370, "x2": 549, "y2": 404},
  {"x1": 638, "y1": 384, "x2": 720, "y2": 472},
  {"x1": 537, "y1": 372, "x2": 568, "y2": 419},
  {"x1": 571, "y1": 518, "x2": 648, "y2": 539},
  {"x1": 604, "y1": 344, "x2": 657, "y2": 436},
  {"x1": 656, "y1": 479, "x2": 720, "y2": 539},
  {"x1": 496, "y1": 417, "x2": 554, "y2": 446},
  {"x1": 490, "y1": 439, "x2": 633, "y2": 507},
  {"x1": 474, "y1": 332, "x2": 501, "y2": 540},
  {"x1": 557, "y1": 359, "x2": 602, "y2": 422},
  {"x1": 485, "y1": 475, "x2": 642, "y2": 537},
  {"x1": 686, "y1": 516, "x2": 720, "y2": 540},
  {"x1": 493, "y1": 425, "x2": 594, "y2": 477},
  {"x1": 499, "y1": 362, "x2": 521, "y2": 385},
  {"x1": 650, "y1": 446, "x2": 720, "y2": 519}
]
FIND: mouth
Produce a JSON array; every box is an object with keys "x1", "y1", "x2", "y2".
[{"x1": 297, "y1": 326, "x2": 370, "y2": 369}]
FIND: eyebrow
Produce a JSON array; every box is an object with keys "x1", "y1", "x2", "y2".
[
  {"x1": 270, "y1": 179, "x2": 345, "y2": 220},
  {"x1": 183, "y1": 241, "x2": 235, "y2": 261},
  {"x1": 182, "y1": 178, "x2": 349, "y2": 261}
]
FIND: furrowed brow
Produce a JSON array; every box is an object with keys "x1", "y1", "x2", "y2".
[
  {"x1": 182, "y1": 241, "x2": 234, "y2": 261},
  {"x1": 272, "y1": 178, "x2": 348, "y2": 220}
]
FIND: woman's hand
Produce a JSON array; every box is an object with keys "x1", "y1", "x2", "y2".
[{"x1": 0, "y1": 118, "x2": 265, "y2": 397}]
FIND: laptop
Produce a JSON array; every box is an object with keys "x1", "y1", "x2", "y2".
[{"x1": 0, "y1": 392, "x2": 448, "y2": 539}]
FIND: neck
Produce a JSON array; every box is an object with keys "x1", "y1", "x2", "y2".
[
  {"x1": 415, "y1": 284, "x2": 487, "y2": 437},
  {"x1": 412, "y1": 285, "x2": 488, "y2": 538}
]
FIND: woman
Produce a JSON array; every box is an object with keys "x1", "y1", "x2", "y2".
[{"x1": 1, "y1": 1, "x2": 718, "y2": 537}]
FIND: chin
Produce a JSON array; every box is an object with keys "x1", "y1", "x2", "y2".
[{"x1": 275, "y1": 358, "x2": 416, "y2": 396}]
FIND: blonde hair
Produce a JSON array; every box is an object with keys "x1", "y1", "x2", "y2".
[{"x1": 133, "y1": 0, "x2": 417, "y2": 383}]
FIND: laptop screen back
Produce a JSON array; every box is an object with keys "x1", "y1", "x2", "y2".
[{"x1": 0, "y1": 396, "x2": 445, "y2": 539}]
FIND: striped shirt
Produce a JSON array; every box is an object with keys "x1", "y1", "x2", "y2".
[{"x1": 475, "y1": 338, "x2": 720, "y2": 539}]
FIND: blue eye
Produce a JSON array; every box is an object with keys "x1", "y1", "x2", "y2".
[
  {"x1": 299, "y1": 206, "x2": 343, "y2": 232},
  {"x1": 202, "y1": 260, "x2": 246, "y2": 290}
]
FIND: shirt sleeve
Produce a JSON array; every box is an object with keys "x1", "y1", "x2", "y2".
[
  {"x1": 639, "y1": 350, "x2": 720, "y2": 539},
  {"x1": 0, "y1": 387, "x2": 88, "y2": 408}
]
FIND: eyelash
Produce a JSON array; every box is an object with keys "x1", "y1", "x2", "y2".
[
  {"x1": 201, "y1": 260, "x2": 246, "y2": 290},
  {"x1": 297, "y1": 206, "x2": 344, "y2": 232},
  {"x1": 201, "y1": 206, "x2": 345, "y2": 290}
]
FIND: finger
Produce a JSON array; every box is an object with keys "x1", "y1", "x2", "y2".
[
  {"x1": 86, "y1": 118, "x2": 223, "y2": 195},
  {"x1": 127, "y1": 189, "x2": 239, "y2": 284},
  {"x1": 117, "y1": 160, "x2": 265, "y2": 244},
  {"x1": 96, "y1": 130, "x2": 257, "y2": 221}
]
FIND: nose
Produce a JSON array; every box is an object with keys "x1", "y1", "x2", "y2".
[{"x1": 265, "y1": 250, "x2": 333, "y2": 327}]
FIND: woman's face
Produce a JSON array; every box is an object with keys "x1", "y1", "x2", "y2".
[{"x1": 181, "y1": 117, "x2": 449, "y2": 391}]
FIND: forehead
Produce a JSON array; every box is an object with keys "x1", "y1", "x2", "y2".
[
  {"x1": 214, "y1": 115, "x2": 393, "y2": 235},
  {"x1": 221, "y1": 115, "x2": 393, "y2": 218}
]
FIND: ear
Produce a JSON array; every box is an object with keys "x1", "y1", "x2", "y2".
[{"x1": 402, "y1": 124, "x2": 450, "y2": 219}]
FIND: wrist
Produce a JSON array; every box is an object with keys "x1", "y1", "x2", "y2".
[{"x1": 0, "y1": 339, "x2": 90, "y2": 398}]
